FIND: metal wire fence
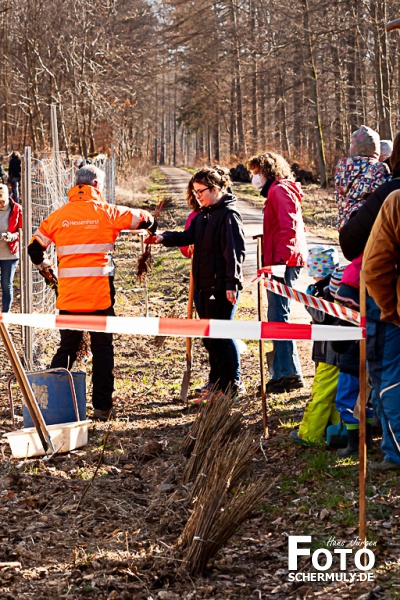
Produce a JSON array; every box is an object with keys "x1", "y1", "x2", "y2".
[{"x1": 21, "y1": 149, "x2": 116, "y2": 368}]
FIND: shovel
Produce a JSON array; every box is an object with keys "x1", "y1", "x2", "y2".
[
  {"x1": 180, "y1": 262, "x2": 195, "y2": 403},
  {"x1": 0, "y1": 323, "x2": 56, "y2": 457}
]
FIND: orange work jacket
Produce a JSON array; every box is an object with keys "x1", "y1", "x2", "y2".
[{"x1": 32, "y1": 184, "x2": 151, "y2": 312}]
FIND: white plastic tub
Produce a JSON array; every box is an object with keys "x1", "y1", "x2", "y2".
[{"x1": 3, "y1": 420, "x2": 92, "y2": 458}]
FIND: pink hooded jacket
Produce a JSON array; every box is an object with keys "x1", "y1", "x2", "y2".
[{"x1": 262, "y1": 179, "x2": 308, "y2": 267}]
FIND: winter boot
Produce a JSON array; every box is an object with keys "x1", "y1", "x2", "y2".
[
  {"x1": 337, "y1": 427, "x2": 359, "y2": 457},
  {"x1": 326, "y1": 422, "x2": 348, "y2": 449}
]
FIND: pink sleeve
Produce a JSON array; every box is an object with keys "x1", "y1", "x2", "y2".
[{"x1": 180, "y1": 211, "x2": 198, "y2": 258}]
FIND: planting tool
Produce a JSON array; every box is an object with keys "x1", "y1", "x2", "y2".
[
  {"x1": 386, "y1": 18, "x2": 400, "y2": 31},
  {"x1": 180, "y1": 260, "x2": 195, "y2": 403},
  {"x1": 0, "y1": 323, "x2": 56, "y2": 457},
  {"x1": 358, "y1": 270, "x2": 367, "y2": 554}
]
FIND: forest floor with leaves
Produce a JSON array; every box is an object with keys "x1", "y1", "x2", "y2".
[{"x1": 0, "y1": 172, "x2": 399, "y2": 599}]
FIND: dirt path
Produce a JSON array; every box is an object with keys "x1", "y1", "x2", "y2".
[{"x1": 158, "y1": 166, "x2": 341, "y2": 325}]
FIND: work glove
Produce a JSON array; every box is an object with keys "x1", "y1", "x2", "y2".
[
  {"x1": 137, "y1": 213, "x2": 157, "y2": 233},
  {"x1": 37, "y1": 261, "x2": 58, "y2": 295},
  {"x1": 147, "y1": 218, "x2": 158, "y2": 234},
  {"x1": 306, "y1": 283, "x2": 317, "y2": 296},
  {"x1": 144, "y1": 234, "x2": 163, "y2": 245},
  {"x1": 1, "y1": 231, "x2": 18, "y2": 243}
]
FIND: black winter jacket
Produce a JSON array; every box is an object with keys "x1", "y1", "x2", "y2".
[
  {"x1": 306, "y1": 276, "x2": 359, "y2": 373},
  {"x1": 162, "y1": 194, "x2": 245, "y2": 293},
  {"x1": 306, "y1": 276, "x2": 339, "y2": 366},
  {"x1": 339, "y1": 176, "x2": 400, "y2": 261},
  {"x1": 8, "y1": 155, "x2": 21, "y2": 180}
]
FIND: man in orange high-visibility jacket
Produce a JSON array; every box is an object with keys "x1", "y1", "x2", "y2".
[{"x1": 28, "y1": 165, "x2": 157, "y2": 421}]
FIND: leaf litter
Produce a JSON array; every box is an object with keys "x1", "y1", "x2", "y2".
[{"x1": 0, "y1": 179, "x2": 397, "y2": 599}]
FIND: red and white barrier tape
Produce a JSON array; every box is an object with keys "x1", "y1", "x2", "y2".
[
  {"x1": 0, "y1": 313, "x2": 364, "y2": 341},
  {"x1": 250, "y1": 270, "x2": 360, "y2": 326}
]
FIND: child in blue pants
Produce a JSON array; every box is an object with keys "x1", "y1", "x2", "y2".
[{"x1": 334, "y1": 326, "x2": 374, "y2": 457}]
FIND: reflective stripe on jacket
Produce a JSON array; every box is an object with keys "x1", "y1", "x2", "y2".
[{"x1": 31, "y1": 184, "x2": 151, "y2": 311}]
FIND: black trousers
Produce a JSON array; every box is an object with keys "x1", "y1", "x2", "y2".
[
  {"x1": 198, "y1": 289, "x2": 240, "y2": 393},
  {"x1": 50, "y1": 307, "x2": 114, "y2": 411}
]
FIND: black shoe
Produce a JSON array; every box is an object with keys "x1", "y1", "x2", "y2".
[
  {"x1": 93, "y1": 408, "x2": 116, "y2": 422},
  {"x1": 266, "y1": 376, "x2": 304, "y2": 393}
]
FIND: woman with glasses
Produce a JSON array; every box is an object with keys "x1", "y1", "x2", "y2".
[{"x1": 146, "y1": 166, "x2": 246, "y2": 402}]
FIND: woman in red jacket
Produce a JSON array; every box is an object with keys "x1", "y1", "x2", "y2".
[
  {"x1": 248, "y1": 152, "x2": 308, "y2": 393},
  {"x1": 0, "y1": 184, "x2": 22, "y2": 312}
]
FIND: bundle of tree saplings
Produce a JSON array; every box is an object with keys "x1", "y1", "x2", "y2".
[{"x1": 178, "y1": 392, "x2": 272, "y2": 576}]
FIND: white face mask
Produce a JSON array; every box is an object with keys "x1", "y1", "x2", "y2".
[
  {"x1": 0, "y1": 198, "x2": 9, "y2": 211},
  {"x1": 251, "y1": 174, "x2": 266, "y2": 191}
]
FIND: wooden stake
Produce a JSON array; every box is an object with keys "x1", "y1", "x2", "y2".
[
  {"x1": 180, "y1": 260, "x2": 195, "y2": 403},
  {"x1": 255, "y1": 236, "x2": 268, "y2": 437},
  {"x1": 359, "y1": 270, "x2": 367, "y2": 549}
]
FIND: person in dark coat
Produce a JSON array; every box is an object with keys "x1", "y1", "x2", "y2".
[
  {"x1": 146, "y1": 166, "x2": 246, "y2": 401},
  {"x1": 340, "y1": 131, "x2": 400, "y2": 471},
  {"x1": 8, "y1": 151, "x2": 21, "y2": 203}
]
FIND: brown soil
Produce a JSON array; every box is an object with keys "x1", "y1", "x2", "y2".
[{"x1": 0, "y1": 175, "x2": 395, "y2": 599}]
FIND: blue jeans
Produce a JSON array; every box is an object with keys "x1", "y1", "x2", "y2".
[
  {"x1": 335, "y1": 371, "x2": 373, "y2": 425},
  {"x1": 0, "y1": 259, "x2": 18, "y2": 312},
  {"x1": 366, "y1": 296, "x2": 400, "y2": 464},
  {"x1": 267, "y1": 266, "x2": 303, "y2": 379},
  {"x1": 198, "y1": 289, "x2": 241, "y2": 393}
]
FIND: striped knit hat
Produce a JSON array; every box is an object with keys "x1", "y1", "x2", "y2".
[
  {"x1": 329, "y1": 265, "x2": 346, "y2": 299},
  {"x1": 380, "y1": 140, "x2": 393, "y2": 162},
  {"x1": 307, "y1": 245, "x2": 339, "y2": 278}
]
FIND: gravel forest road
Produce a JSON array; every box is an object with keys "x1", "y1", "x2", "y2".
[{"x1": 159, "y1": 166, "x2": 345, "y2": 324}]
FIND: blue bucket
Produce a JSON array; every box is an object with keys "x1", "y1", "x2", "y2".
[{"x1": 23, "y1": 369, "x2": 86, "y2": 427}]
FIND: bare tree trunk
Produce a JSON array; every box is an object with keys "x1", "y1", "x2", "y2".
[
  {"x1": 88, "y1": 103, "x2": 95, "y2": 155},
  {"x1": 259, "y1": 67, "x2": 266, "y2": 151},
  {"x1": 278, "y1": 69, "x2": 290, "y2": 156},
  {"x1": 292, "y1": 44, "x2": 303, "y2": 158},
  {"x1": 229, "y1": 77, "x2": 236, "y2": 155},
  {"x1": 373, "y1": 0, "x2": 392, "y2": 139},
  {"x1": 302, "y1": 0, "x2": 328, "y2": 187},
  {"x1": 228, "y1": 0, "x2": 246, "y2": 156},
  {"x1": 250, "y1": 0, "x2": 257, "y2": 153},
  {"x1": 213, "y1": 103, "x2": 220, "y2": 163}
]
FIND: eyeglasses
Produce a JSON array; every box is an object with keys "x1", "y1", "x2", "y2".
[{"x1": 193, "y1": 187, "x2": 210, "y2": 198}]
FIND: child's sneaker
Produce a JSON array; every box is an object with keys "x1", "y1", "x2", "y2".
[
  {"x1": 194, "y1": 381, "x2": 213, "y2": 394},
  {"x1": 289, "y1": 430, "x2": 310, "y2": 445},
  {"x1": 189, "y1": 396, "x2": 209, "y2": 406}
]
